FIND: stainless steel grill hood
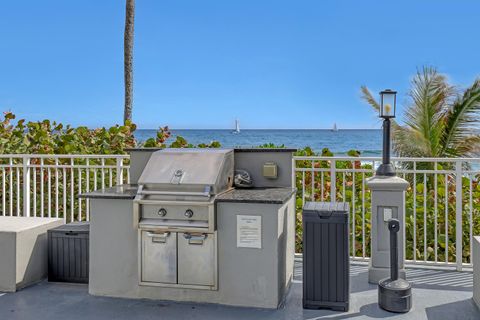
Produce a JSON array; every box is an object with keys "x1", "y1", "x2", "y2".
[{"x1": 136, "y1": 148, "x2": 234, "y2": 201}]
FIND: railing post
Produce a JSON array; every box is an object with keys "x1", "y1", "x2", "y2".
[
  {"x1": 330, "y1": 159, "x2": 336, "y2": 202},
  {"x1": 116, "y1": 158, "x2": 124, "y2": 186},
  {"x1": 291, "y1": 157, "x2": 295, "y2": 190},
  {"x1": 455, "y1": 161, "x2": 463, "y2": 271},
  {"x1": 22, "y1": 156, "x2": 31, "y2": 217}
]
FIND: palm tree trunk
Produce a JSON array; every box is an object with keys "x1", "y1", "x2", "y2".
[{"x1": 123, "y1": 0, "x2": 135, "y2": 123}]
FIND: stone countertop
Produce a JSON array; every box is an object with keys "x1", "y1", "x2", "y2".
[
  {"x1": 215, "y1": 187, "x2": 296, "y2": 204},
  {"x1": 125, "y1": 148, "x2": 162, "y2": 152},
  {"x1": 125, "y1": 147, "x2": 297, "y2": 153},
  {"x1": 78, "y1": 184, "x2": 138, "y2": 200},
  {"x1": 233, "y1": 148, "x2": 297, "y2": 153},
  {"x1": 79, "y1": 185, "x2": 296, "y2": 204}
]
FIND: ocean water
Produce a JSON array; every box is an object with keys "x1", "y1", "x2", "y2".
[{"x1": 134, "y1": 129, "x2": 382, "y2": 156}]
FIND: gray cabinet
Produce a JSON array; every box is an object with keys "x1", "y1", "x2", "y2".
[{"x1": 141, "y1": 231, "x2": 177, "y2": 284}]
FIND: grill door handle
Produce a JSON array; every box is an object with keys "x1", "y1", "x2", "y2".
[
  {"x1": 146, "y1": 231, "x2": 170, "y2": 243},
  {"x1": 183, "y1": 233, "x2": 207, "y2": 245}
]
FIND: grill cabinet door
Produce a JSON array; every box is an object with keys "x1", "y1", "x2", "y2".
[
  {"x1": 141, "y1": 231, "x2": 177, "y2": 284},
  {"x1": 178, "y1": 232, "x2": 215, "y2": 286}
]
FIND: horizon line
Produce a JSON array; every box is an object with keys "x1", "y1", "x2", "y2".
[{"x1": 135, "y1": 128, "x2": 381, "y2": 131}]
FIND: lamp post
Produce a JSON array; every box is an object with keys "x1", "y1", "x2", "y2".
[
  {"x1": 376, "y1": 89, "x2": 397, "y2": 176},
  {"x1": 367, "y1": 89, "x2": 408, "y2": 284}
]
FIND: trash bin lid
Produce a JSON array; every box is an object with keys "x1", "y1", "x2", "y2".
[
  {"x1": 49, "y1": 221, "x2": 90, "y2": 233},
  {"x1": 303, "y1": 202, "x2": 349, "y2": 217}
]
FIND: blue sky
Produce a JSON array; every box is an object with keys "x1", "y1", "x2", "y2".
[{"x1": 1, "y1": 1, "x2": 480, "y2": 129}]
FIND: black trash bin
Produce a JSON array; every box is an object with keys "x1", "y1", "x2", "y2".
[
  {"x1": 302, "y1": 202, "x2": 350, "y2": 311},
  {"x1": 48, "y1": 222, "x2": 89, "y2": 283}
]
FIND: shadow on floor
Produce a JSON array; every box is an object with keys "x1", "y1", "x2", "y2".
[
  {"x1": 406, "y1": 268, "x2": 473, "y2": 292},
  {"x1": 301, "y1": 303, "x2": 398, "y2": 319},
  {"x1": 296, "y1": 261, "x2": 474, "y2": 294},
  {"x1": 425, "y1": 298, "x2": 480, "y2": 320}
]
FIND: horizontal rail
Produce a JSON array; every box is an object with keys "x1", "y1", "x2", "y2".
[
  {"x1": 0, "y1": 154, "x2": 129, "y2": 159},
  {"x1": 294, "y1": 156, "x2": 480, "y2": 162}
]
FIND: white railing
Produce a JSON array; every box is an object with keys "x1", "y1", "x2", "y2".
[
  {"x1": 1, "y1": 153, "x2": 478, "y2": 270},
  {"x1": 293, "y1": 156, "x2": 480, "y2": 270},
  {"x1": 0, "y1": 154, "x2": 130, "y2": 223}
]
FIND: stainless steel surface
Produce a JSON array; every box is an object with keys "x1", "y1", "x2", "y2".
[
  {"x1": 141, "y1": 204, "x2": 209, "y2": 222},
  {"x1": 134, "y1": 149, "x2": 232, "y2": 290},
  {"x1": 137, "y1": 149, "x2": 234, "y2": 195},
  {"x1": 178, "y1": 232, "x2": 215, "y2": 286},
  {"x1": 141, "y1": 231, "x2": 177, "y2": 284},
  {"x1": 139, "y1": 219, "x2": 209, "y2": 230},
  {"x1": 139, "y1": 189, "x2": 212, "y2": 198}
]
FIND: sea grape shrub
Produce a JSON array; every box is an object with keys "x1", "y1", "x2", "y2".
[
  {"x1": 321, "y1": 148, "x2": 333, "y2": 157},
  {"x1": 258, "y1": 143, "x2": 286, "y2": 149},
  {"x1": 197, "y1": 141, "x2": 221, "y2": 148},
  {"x1": 143, "y1": 126, "x2": 171, "y2": 148},
  {"x1": 292, "y1": 147, "x2": 370, "y2": 254},
  {"x1": 142, "y1": 127, "x2": 221, "y2": 149},
  {"x1": 0, "y1": 112, "x2": 137, "y2": 155}
]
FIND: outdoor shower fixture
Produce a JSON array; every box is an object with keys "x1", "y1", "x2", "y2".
[{"x1": 376, "y1": 89, "x2": 397, "y2": 176}]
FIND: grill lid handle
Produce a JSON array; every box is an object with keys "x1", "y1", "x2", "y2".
[
  {"x1": 171, "y1": 169, "x2": 185, "y2": 184},
  {"x1": 138, "y1": 190, "x2": 212, "y2": 198}
]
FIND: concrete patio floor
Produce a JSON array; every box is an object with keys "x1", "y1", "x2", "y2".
[{"x1": 0, "y1": 261, "x2": 478, "y2": 320}]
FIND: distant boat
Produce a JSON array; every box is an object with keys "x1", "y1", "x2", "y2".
[
  {"x1": 332, "y1": 123, "x2": 338, "y2": 132},
  {"x1": 232, "y1": 119, "x2": 240, "y2": 134}
]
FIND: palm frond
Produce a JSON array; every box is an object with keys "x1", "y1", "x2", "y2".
[
  {"x1": 393, "y1": 126, "x2": 432, "y2": 157},
  {"x1": 362, "y1": 68, "x2": 480, "y2": 158},
  {"x1": 441, "y1": 78, "x2": 480, "y2": 157},
  {"x1": 360, "y1": 86, "x2": 380, "y2": 112},
  {"x1": 401, "y1": 67, "x2": 454, "y2": 157}
]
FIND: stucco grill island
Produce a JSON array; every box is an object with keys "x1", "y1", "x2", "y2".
[{"x1": 80, "y1": 148, "x2": 297, "y2": 308}]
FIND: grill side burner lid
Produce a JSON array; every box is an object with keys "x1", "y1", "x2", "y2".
[{"x1": 137, "y1": 148, "x2": 234, "y2": 197}]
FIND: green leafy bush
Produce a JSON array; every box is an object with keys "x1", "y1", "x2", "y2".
[{"x1": 0, "y1": 112, "x2": 137, "y2": 155}]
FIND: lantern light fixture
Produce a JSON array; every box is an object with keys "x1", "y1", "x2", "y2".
[
  {"x1": 376, "y1": 89, "x2": 397, "y2": 176},
  {"x1": 379, "y1": 89, "x2": 397, "y2": 119}
]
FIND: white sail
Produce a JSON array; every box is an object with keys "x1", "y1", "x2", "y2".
[
  {"x1": 232, "y1": 119, "x2": 240, "y2": 134},
  {"x1": 332, "y1": 123, "x2": 338, "y2": 132}
]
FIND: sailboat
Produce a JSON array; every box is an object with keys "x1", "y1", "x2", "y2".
[
  {"x1": 331, "y1": 123, "x2": 338, "y2": 132},
  {"x1": 232, "y1": 119, "x2": 240, "y2": 134}
]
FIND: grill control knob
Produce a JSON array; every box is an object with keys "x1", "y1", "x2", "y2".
[
  {"x1": 184, "y1": 209, "x2": 194, "y2": 219},
  {"x1": 157, "y1": 208, "x2": 167, "y2": 217}
]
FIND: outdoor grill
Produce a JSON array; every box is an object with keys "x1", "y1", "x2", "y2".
[
  {"x1": 133, "y1": 149, "x2": 234, "y2": 290},
  {"x1": 84, "y1": 147, "x2": 296, "y2": 308}
]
